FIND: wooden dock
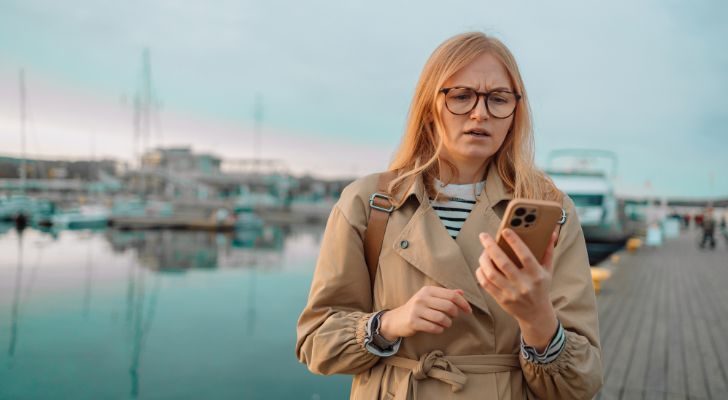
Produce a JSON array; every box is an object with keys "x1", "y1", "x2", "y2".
[{"x1": 595, "y1": 230, "x2": 728, "y2": 399}]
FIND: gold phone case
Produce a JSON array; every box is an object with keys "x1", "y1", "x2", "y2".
[{"x1": 495, "y1": 199, "x2": 563, "y2": 268}]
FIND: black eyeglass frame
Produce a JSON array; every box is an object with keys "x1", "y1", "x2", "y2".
[{"x1": 439, "y1": 87, "x2": 522, "y2": 118}]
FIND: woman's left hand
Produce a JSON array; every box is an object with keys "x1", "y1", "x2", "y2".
[{"x1": 475, "y1": 228, "x2": 559, "y2": 351}]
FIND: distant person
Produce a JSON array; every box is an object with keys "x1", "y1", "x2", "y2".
[
  {"x1": 699, "y1": 208, "x2": 716, "y2": 250},
  {"x1": 721, "y1": 215, "x2": 727, "y2": 246},
  {"x1": 695, "y1": 213, "x2": 704, "y2": 229},
  {"x1": 296, "y1": 32, "x2": 602, "y2": 399}
]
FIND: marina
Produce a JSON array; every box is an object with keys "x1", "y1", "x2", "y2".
[
  {"x1": 1, "y1": 203, "x2": 727, "y2": 399},
  {"x1": 1, "y1": 112, "x2": 726, "y2": 398},
  {"x1": 1, "y1": 10, "x2": 726, "y2": 398},
  {"x1": 2, "y1": 104, "x2": 726, "y2": 398}
]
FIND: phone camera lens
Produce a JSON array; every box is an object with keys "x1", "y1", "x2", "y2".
[
  {"x1": 515, "y1": 207, "x2": 526, "y2": 216},
  {"x1": 525, "y1": 214, "x2": 536, "y2": 223},
  {"x1": 510, "y1": 218, "x2": 522, "y2": 227}
]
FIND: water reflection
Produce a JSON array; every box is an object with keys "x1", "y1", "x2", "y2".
[
  {"x1": 101, "y1": 226, "x2": 287, "y2": 397},
  {"x1": 105, "y1": 226, "x2": 285, "y2": 272},
  {"x1": 127, "y1": 254, "x2": 158, "y2": 399},
  {"x1": 0, "y1": 224, "x2": 348, "y2": 400},
  {"x1": 7, "y1": 228, "x2": 23, "y2": 363},
  {"x1": 0, "y1": 223, "x2": 14, "y2": 236}
]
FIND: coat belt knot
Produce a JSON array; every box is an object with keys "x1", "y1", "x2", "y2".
[
  {"x1": 412, "y1": 350, "x2": 467, "y2": 392},
  {"x1": 382, "y1": 352, "x2": 520, "y2": 399}
]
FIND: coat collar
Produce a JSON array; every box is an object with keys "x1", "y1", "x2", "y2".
[
  {"x1": 482, "y1": 162, "x2": 513, "y2": 206},
  {"x1": 394, "y1": 162, "x2": 513, "y2": 210},
  {"x1": 392, "y1": 172, "x2": 425, "y2": 209}
]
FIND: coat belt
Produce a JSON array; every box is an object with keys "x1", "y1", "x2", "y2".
[{"x1": 382, "y1": 350, "x2": 520, "y2": 399}]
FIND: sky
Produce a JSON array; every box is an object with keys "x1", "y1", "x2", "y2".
[{"x1": 1, "y1": 0, "x2": 727, "y2": 198}]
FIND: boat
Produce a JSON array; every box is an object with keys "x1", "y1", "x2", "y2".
[
  {"x1": 109, "y1": 199, "x2": 237, "y2": 231},
  {"x1": 47, "y1": 205, "x2": 110, "y2": 230},
  {"x1": 234, "y1": 209, "x2": 265, "y2": 231},
  {"x1": 546, "y1": 149, "x2": 634, "y2": 264},
  {"x1": 0, "y1": 195, "x2": 54, "y2": 225}
]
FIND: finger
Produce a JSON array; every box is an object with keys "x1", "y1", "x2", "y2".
[
  {"x1": 475, "y1": 265, "x2": 488, "y2": 288},
  {"x1": 477, "y1": 250, "x2": 503, "y2": 285},
  {"x1": 481, "y1": 233, "x2": 522, "y2": 280},
  {"x1": 541, "y1": 230, "x2": 559, "y2": 273},
  {"x1": 428, "y1": 287, "x2": 472, "y2": 313},
  {"x1": 501, "y1": 228, "x2": 541, "y2": 274},
  {"x1": 413, "y1": 318, "x2": 445, "y2": 335},
  {"x1": 426, "y1": 297, "x2": 461, "y2": 319},
  {"x1": 478, "y1": 248, "x2": 505, "y2": 279},
  {"x1": 477, "y1": 266, "x2": 505, "y2": 300},
  {"x1": 420, "y1": 308, "x2": 453, "y2": 329},
  {"x1": 478, "y1": 259, "x2": 514, "y2": 293},
  {"x1": 451, "y1": 290, "x2": 473, "y2": 314}
]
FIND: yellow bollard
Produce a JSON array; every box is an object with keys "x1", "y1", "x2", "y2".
[
  {"x1": 591, "y1": 267, "x2": 612, "y2": 294},
  {"x1": 626, "y1": 237, "x2": 642, "y2": 253}
]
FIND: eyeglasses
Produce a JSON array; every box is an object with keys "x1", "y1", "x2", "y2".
[{"x1": 439, "y1": 87, "x2": 521, "y2": 118}]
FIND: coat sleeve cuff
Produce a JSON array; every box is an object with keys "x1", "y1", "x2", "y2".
[
  {"x1": 521, "y1": 329, "x2": 586, "y2": 375},
  {"x1": 355, "y1": 312, "x2": 375, "y2": 347},
  {"x1": 364, "y1": 310, "x2": 402, "y2": 357},
  {"x1": 521, "y1": 321, "x2": 566, "y2": 364}
]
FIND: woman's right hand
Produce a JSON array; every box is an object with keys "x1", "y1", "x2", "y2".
[{"x1": 379, "y1": 286, "x2": 473, "y2": 341}]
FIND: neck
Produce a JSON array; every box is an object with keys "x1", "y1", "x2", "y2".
[{"x1": 438, "y1": 157, "x2": 489, "y2": 184}]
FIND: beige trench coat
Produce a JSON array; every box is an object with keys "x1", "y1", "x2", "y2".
[{"x1": 296, "y1": 165, "x2": 603, "y2": 399}]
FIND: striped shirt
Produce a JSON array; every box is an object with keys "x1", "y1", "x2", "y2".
[
  {"x1": 430, "y1": 178, "x2": 485, "y2": 239},
  {"x1": 521, "y1": 322, "x2": 566, "y2": 364}
]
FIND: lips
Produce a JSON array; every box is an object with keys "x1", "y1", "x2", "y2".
[{"x1": 464, "y1": 129, "x2": 491, "y2": 137}]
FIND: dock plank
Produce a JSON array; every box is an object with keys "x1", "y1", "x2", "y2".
[
  {"x1": 642, "y1": 260, "x2": 668, "y2": 400},
  {"x1": 677, "y1": 259, "x2": 709, "y2": 399},
  {"x1": 598, "y1": 253, "x2": 652, "y2": 400},
  {"x1": 684, "y1": 255, "x2": 728, "y2": 398},
  {"x1": 595, "y1": 230, "x2": 728, "y2": 399},
  {"x1": 665, "y1": 254, "x2": 687, "y2": 399}
]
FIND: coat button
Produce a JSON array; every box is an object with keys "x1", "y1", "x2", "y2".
[{"x1": 400, "y1": 240, "x2": 409, "y2": 249}]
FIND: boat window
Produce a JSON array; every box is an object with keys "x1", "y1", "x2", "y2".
[{"x1": 570, "y1": 194, "x2": 604, "y2": 206}]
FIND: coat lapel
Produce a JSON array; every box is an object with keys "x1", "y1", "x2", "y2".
[
  {"x1": 457, "y1": 163, "x2": 514, "y2": 251},
  {"x1": 390, "y1": 165, "x2": 513, "y2": 317},
  {"x1": 455, "y1": 163, "x2": 514, "y2": 307},
  {"x1": 393, "y1": 200, "x2": 493, "y2": 316}
]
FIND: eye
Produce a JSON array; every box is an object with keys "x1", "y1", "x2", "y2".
[
  {"x1": 450, "y1": 93, "x2": 473, "y2": 101},
  {"x1": 490, "y1": 95, "x2": 508, "y2": 104}
]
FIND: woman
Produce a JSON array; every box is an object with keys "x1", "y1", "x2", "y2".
[{"x1": 296, "y1": 32, "x2": 602, "y2": 399}]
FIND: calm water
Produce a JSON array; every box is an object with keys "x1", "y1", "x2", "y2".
[{"x1": 0, "y1": 224, "x2": 350, "y2": 400}]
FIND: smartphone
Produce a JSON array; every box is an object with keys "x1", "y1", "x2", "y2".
[{"x1": 495, "y1": 199, "x2": 563, "y2": 268}]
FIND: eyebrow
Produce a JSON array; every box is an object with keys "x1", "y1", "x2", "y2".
[{"x1": 454, "y1": 85, "x2": 514, "y2": 92}]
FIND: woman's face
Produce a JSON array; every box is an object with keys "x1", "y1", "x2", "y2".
[{"x1": 438, "y1": 52, "x2": 516, "y2": 167}]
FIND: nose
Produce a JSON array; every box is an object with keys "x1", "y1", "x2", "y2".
[{"x1": 470, "y1": 94, "x2": 490, "y2": 121}]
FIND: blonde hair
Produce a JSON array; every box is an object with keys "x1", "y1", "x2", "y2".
[{"x1": 387, "y1": 32, "x2": 562, "y2": 205}]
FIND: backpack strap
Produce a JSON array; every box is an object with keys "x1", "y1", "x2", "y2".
[{"x1": 364, "y1": 171, "x2": 398, "y2": 288}]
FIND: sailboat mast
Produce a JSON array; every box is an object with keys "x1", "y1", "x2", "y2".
[
  {"x1": 141, "y1": 48, "x2": 152, "y2": 154},
  {"x1": 135, "y1": 48, "x2": 153, "y2": 196},
  {"x1": 19, "y1": 69, "x2": 27, "y2": 193},
  {"x1": 253, "y1": 93, "x2": 263, "y2": 172}
]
